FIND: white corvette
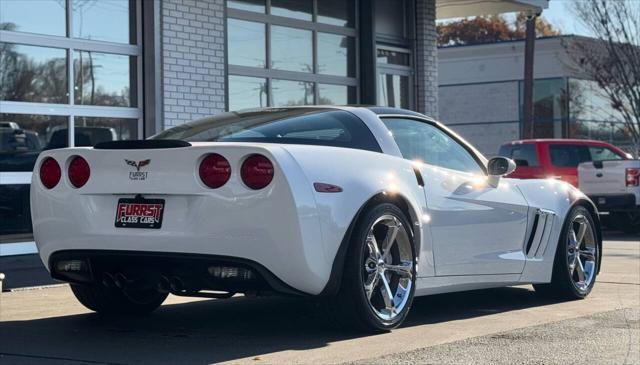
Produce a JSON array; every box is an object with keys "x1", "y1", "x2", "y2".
[{"x1": 31, "y1": 107, "x2": 601, "y2": 331}]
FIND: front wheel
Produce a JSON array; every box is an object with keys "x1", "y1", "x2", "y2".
[
  {"x1": 329, "y1": 203, "x2": 417, "y2": 332},
  {"x1": 534, "y1": 206, "x2": 599, "y2": 300}
]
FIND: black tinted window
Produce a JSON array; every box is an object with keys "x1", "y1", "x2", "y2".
[
  {"x1": 152, "y1": 108, "x2": 381, "y2": 152},
  {"x1": 500, "y1": 144, "x2": 538, "y2": 167},
  {"x1": 549, "y1": 145, "x2": 591, "y2": 167}
]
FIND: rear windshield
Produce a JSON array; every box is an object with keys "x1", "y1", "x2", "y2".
[{"x1": 152, "y1": 108, "x2": 381, "y2": 152}]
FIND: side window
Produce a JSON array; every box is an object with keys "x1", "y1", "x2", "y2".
[
  {"x1": 382, "y1": 118, "x2": 483, "y2": 174},
  {"x1": 504, "y1": 144, "x2": 539, "y2": 167},
  {"x1": 589, "y1": 146, "x2": 623, "y2": 161},
  {"x1": 549, "y1": 145, "x2": 591, "y2": 167}
]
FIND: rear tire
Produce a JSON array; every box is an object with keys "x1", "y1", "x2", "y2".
[
  {"x1": 328, "y1": 203, "x2": 417, "y2": 332},
  {"x1": 71, "y1": 284, "x2": 168, "y2": 315},
  {"x1": 534, "y1": 206, "x2": 599, "y2": 300}
]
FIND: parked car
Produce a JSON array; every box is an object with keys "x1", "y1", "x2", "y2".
[
  {"x1": 498, "y1": 139, "x2": 631, "y2": 187},
  {"x1": 32, "y1": 107, "x2": 602, "y2": 332},
  {"x1": 578, "y1": 159, "x2": 640, "y2": 233}
]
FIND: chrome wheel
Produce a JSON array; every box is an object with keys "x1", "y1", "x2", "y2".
[
  {"x1": 363, "y1": 214, "x2": 414, "y2": 321},
  {"x1": 567, "y1": 214, "x2": 597, "y2": 293}
]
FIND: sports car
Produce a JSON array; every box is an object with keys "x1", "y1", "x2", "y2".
[{"x1": 31, "y1": 106, "x2": 602, "y2": 331}]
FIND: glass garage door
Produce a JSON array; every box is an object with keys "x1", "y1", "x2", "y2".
[{"x1": 0, "y1": 0, "x2": 143, "y2": 255}]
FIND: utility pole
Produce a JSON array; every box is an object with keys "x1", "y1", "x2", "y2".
[{"x1": 522, "y1": 12, "x2": 537, "y2": 138}]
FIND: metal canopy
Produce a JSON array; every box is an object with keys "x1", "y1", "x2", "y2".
[{"x1": 436, "y1": 0, "x2": 549, "y2": 19}]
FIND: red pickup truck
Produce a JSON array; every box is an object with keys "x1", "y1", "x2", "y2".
[{"x1": 498, "y1": 139, "x2": 631, "y2": 187}]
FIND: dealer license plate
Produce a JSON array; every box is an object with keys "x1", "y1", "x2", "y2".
[{"x1": 115, "y1": 197, "x2": 165, "y2": 229}]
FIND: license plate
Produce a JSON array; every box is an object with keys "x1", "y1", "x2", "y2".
[
  {"x1": 598, "y1": 197, "x2": 606, "y2": 205},
  {"x1": 115, "y1": 197, "x2": 165, "y2": 229}
]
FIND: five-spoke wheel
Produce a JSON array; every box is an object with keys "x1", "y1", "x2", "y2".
[
  {"x1": 534, "y1": 205, "x2": 599, "y2": 299},
  {"x1": 330, "y1": 203, "x2": 416, "y2": 332},
  {"x1": 363, "y1": 215, "x2": 414, "y2": 321}
]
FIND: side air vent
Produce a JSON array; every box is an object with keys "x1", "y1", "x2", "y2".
[
  {"x1": 525, "y1": 209, "x2": 556, "y2": 259},
  {"x1": 94, "y1": 140, "x2": 191, "y2": 150}
]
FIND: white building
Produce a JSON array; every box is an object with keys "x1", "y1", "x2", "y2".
[{"x1": 438, "y1": 35, "x2": 632, "y2": 156}]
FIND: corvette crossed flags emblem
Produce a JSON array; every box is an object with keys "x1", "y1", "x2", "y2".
[{"x1": 125, "y1": 159, "x2": 151, "y2": 171}]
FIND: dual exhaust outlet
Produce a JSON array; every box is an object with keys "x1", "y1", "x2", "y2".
[{"x1": 102, "y1": 272, "x2": 185, "y2": 293}]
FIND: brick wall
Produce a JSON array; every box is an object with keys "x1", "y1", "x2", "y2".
[
  {"x1": 160, "y1": 0, "x2": 226, "y2": 129},
  {"x1": 415, "y1": 0, "x2": 438, "y2": 118}
]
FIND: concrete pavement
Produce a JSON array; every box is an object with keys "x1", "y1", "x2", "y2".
[{"x1": 0, "y1": 233, "x2": 638, "y2": 364}]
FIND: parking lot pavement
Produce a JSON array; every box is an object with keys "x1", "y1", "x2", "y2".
[{"x1": 0, "y1": 233, "x2": 638, "y2": 364}]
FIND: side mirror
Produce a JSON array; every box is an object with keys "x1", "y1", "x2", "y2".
[{"x1": 487, "y1": 156, "x2": 516, "y2": 187}]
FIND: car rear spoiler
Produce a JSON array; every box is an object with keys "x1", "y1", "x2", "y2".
[{"x1": 93, "y1": 140, "x2": 191, "y2": 150}]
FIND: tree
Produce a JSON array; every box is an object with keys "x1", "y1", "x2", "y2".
[
  {"x1": 564, "y1": 0, "x2": 640, "y2": 156},
  {"x1": 437, "y1": 12, "x2": 559, "y2": 47}
]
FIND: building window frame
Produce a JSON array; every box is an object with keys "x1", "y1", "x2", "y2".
[
  {"x1": 0, "y1": 0, "x2": 144, "y2": 251},
  {"x1": 226, "y1": 0, "x2": 359, "y2": 109}
]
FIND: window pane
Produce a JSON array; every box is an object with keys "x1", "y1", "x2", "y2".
[
  {"x1": 375, "y1": 0, "x2": 406, "y2": 37},
  {"x1": 227, "y1": 0, "x2": 265, "y2": 13},
  {"x1": 74, "y1": 51, "x2": 137, "y2": 107},
  {"x1": 377, "y1": 49, "x2": 410, "y2": 66},
  {"x1": 0, "y1": 0, "x2": 66, "y2": 36},
  {"x1": 318, "y1": 84, "x2": 356, "y2": 105},
  {"x1": 72, "y1": 0, "x2": 136, "y2": 44},
  {"x1": 318, "y1": 0, "x2": 355, "y2": 27},
  {"x1": 271, "y1": 79, "x2": 314, "y2": 106},
  {"x1": 317, "y1": 33, "x2": 355, "y2": 77},
  {"x1": 271, "y1": 0, "x2": 312, "y2": 21},
  {"x1": 510, "y1": 145, "x2": 539, "y2": 167},
  {"x1": 589, "y1": 146, "x2": 623, "y2": 161},
  {"x1": 228, "y1": 75, "x2": 267, "y2": 111},
  {"x1": 74, "y1": 117, "x2": 139, "y2": 145},
  {"x1": 549, "y1": 145, "x2": 591, "y2": 168},
  {"x1": 154, "y1": 109, "x2": 381, "y2": 152},
  {"x1": 382, "y1": 118, "x2": 483, "y2": 174},
  {"x1": 227, "y1": 19, "x2": 266, "y2": 68},
  {"x1": 378, "y1": 73, "x2": 409, "y2": 109},
  {"x1": 0, "y1": 43, "x2": 68, "y2": 103},
  {"x1": 0, "y1": 114, "x2": 68, "y2": 172},
  {"x1": 271, "y1": 26, "x2": 312, "y2": 73}
]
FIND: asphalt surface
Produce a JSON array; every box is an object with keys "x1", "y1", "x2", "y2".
[{"x1": 0, "y1": 232, "x2": 638, "y2": 364}]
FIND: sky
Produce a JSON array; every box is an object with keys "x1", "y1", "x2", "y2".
[{"x1": 531, "y1": 0, "x2": 594, "y2": 36}]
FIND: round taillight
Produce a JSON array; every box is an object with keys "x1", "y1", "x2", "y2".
[
  {"x1": 40, "y1": 157, "x2": 61, "y2": 189},
  {"x1": 68, "y1": 156, "x2": 90, "y2": 188},
  {"x1": 199, "y1": 153, "x2": 231, "y2": 188},
  {"x1": 241, "y1": 154, "x2": 274, "y2": 190}
]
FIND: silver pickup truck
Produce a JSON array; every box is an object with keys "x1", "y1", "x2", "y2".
[{"x1": 578, "y1": 159, "x2": 640, "y2": 233}]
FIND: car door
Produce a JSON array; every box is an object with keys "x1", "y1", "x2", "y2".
[{"x1": 381, "y1": 117, "x2": 529, "y2": 276}]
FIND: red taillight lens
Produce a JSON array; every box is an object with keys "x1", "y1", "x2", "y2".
[
  {"x1": 199, "y1": 153, "x2": 231, "y2": 188},
  {"x1": 241, "y1": 154, "x2": 274, "y2": 190},
  {"x1": 626, "y1": 168, "x2": 640, "y2": 187},
  {"x1": 40, "y1": 157, "x2": 61, "y2": 189},
  {"x1": 68, "y1": 156, "x2": 90, "y2": 188}
]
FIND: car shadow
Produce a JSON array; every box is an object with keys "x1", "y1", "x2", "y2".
[{"x1": 0, "y1": 285, "x2": 563, "y2": 364}]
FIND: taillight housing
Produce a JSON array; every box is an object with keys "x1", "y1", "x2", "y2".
[
  {"x1": 626, "y1": 168, "x2": 640, "y2": 187},
  {"x1": 68, "y1": 156, "x2": 91, "y2": 188},
  {"x1": 40, "y1": 157, "x2": 61, "y2": 189},
  {"x1": 199, "y1": 153, "x2": 231, "y2": 188},
  {"x1": 241, "y1": 154, "x2": 274, "y2": 190}
]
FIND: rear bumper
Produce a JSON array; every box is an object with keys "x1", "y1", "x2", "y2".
[
  {"x1": 587, "y1": 193, "x2": 638, "y2": 212},
  {"x1": 49, "y1": 250, "x2": 305, "y2": 296}
]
